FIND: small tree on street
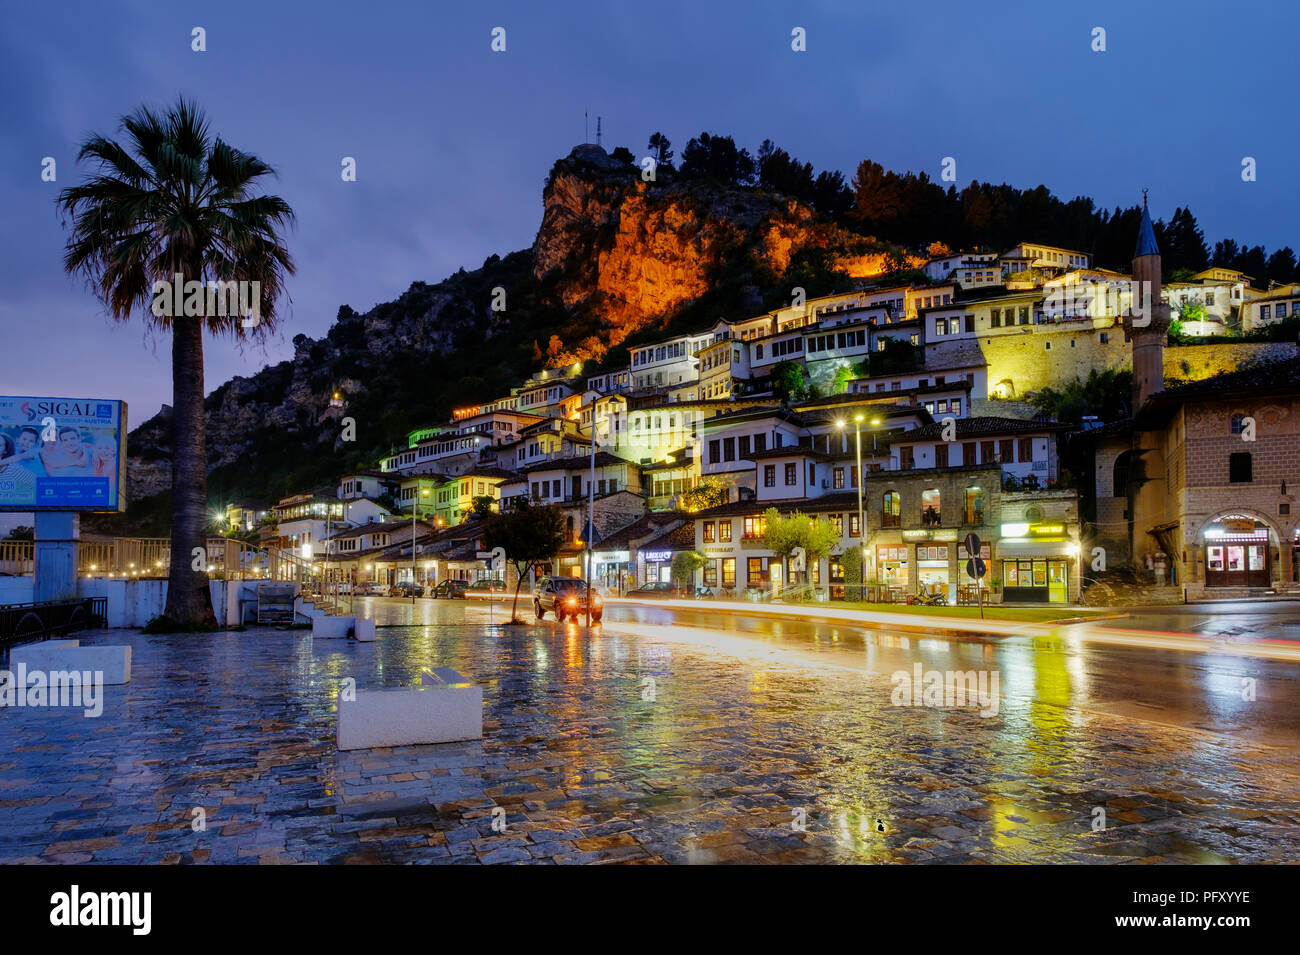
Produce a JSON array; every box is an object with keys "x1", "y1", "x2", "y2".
[
  {"x1": 840, "y1": 544, "x2": 864, "y2": 601},
  {"x1": 803, "y1": 516, "x2": 841, "y2": 585},
  {"x1": 483, "y1": 500, "x2": 565, "y2": 623},
  {"x1": 671, "y1": 551, "x2": 707, "y2": 591}
]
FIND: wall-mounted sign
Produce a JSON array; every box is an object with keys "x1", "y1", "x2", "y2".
[
  {"x1": 902, "y1": 528, "x2": 957, "y2": 541},
  {"x1": 1219, "y1": 517, "x2": 1257, "y2": 534},
  {"x1": 0, "y1": 397, "x2": 127, "y2": 512},
  {"x1": 641, "y1": 550, "x2": 672, "y2": 562},
  {"x1": 1001, "y1": 522, "x2": 1065, "y2": 539}
]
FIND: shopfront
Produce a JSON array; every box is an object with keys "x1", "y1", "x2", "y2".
[
  {"x1": 999, "y1": 557, "x2": 1069, "y2": 603},
  {"x1": 699, "y1": 546, "x2": 738, "y2": 592},
  {"x1": 1203, "y1": 515, "x2": 1270, "y2": 588},
  {"x1": 998, "y1": 521, "x2": 1073, "y2": 603},
  {"x1": 915, "y1": 544, "x2": 950, "y2": 597},
  {"x1": 641, "y1": 548, "x2": 673, "y2": 585},
  {"x1": 876, "y1": 544, "x2": 909, "y2": 597},
  {"x1": 591, "y1": 548, "x2": 630, "y2": 593},
  {"x1": 898, "y1": 528, "x2": 957, "y2": 600}
]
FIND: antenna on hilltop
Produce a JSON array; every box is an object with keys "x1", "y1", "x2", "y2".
[
  {"x1": 584, "y1": 112, "x2": 588, "y2": 144},
  {"x1": 596, "y1": 116, "x2": 602, "y2": 147}
]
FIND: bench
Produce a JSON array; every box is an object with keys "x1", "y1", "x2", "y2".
[
  {"x1": 336, "y1": 667, "x2": 482, "y2": 751},
  {"x1": 312, "y1": 615, "x2": 354, "y2": 639}
]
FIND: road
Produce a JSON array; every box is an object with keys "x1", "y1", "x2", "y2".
[
  {"x1": 348, "y1": 594, "x2": 1300, "y2": 748},
  {"x1": 593, "y1": 600, "x2": 1300, "y2": 749},
  {"x1": 1124, "y1": 599, "x2": 1300, "y2": 642}
]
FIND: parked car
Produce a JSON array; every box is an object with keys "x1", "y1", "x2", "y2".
[
  {"x1": 353, "y1": 581, "x2": 380, "y2": 596},
  {"x1": 534, "y1": 577, "x2": 603, "y2": 623},
  {"x1": 431, "y1": 579, "x2": 469, "y2": 599},
  {"x1": 388, "y1": 583, "x2": 424, "y2": 598},
  {"x1": 626, "y1": 581, "x2": 681, "y2": 598}
]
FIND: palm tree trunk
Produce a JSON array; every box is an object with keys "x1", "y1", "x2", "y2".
[{"x1": 163, "y1": 315, "x2": 218, "y2": 628}]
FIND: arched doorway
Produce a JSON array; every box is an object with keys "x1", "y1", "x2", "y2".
[{"x1": 1201, "y1": 513, "x2": 1274, "y2": 588}]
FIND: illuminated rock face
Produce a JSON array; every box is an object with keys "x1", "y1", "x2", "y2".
[{"x1": 533, "y1": 146, "x2": 872, "y2": 354}]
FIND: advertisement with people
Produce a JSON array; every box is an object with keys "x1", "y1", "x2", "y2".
[{"x1": 0, "y1": 396, "x2": 127, "y2": 511}]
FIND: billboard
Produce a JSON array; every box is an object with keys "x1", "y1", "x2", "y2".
[{"x1": 0, "y1": 397, "x2": 127, "y2": 512}]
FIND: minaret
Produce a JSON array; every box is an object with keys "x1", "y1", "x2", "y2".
[{"x1": 1126, "y1": 194, "x2": 1170, "y2": 412}]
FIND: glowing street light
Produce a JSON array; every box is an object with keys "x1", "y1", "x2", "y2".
[{"x1": 836, "y1": 414, "x2": 868, "y2": 599}]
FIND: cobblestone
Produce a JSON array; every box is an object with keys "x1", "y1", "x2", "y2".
[{"x1": 0, "y1": 622, "x2": 1296, "y2": 864}]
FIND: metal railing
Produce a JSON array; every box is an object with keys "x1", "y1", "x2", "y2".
[
  {"x1": 1, "y1": 537, "x2": 316, "y2": 583},
  {"x1": 0, "y1": 596, "x2": 107, "y2": 661},
  {"x1": 0, "y1": 540, "x2": 33, "y2": 576}
]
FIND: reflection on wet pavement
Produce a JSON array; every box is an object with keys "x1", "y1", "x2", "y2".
[{"x1": 0, "y1": 599, "x2": 1295, "y2": 864}]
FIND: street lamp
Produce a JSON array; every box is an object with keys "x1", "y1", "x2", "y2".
[
  {"x1": 411, "y1": 483, "x2": 430, "y2": 603},
  {"x1": 837, "y1": 415, "x2": 868, "y2": 601},
  {"x1": 585, "y1": 400, "x2": 607, "y2": 625}
]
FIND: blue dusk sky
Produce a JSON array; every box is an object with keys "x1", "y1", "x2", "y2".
[{"x1": 0, "y1": 0, "x2": 1295, "y2": 422}]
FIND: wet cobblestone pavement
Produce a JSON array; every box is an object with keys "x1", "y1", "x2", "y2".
[{"x1": 2, "y1": 613, "x2": 1298, "y2": 864}]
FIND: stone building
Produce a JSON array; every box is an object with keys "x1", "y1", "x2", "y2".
[
  {"x1": 1084, "y1": 361, "x2": 1300, "y2": 596},
  {"x1": 1078, "y1": 200, "x2": 1300, "y2": 596}
]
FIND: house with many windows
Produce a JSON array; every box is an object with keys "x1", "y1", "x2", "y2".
[
  {"x1": 629, "y1": 331, "x2": 714, "y2": 390},
  {"x1": 887, "y1": 416, "x2": 1069, "y2": 486},
  {"x1": 1240, "y1": 285, "x2": 1300, "y2": 333}
]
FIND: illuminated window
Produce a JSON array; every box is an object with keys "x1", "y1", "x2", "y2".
[
  {"x1": 881, "y1": 491, "x2": 901, "y2": 527},
  {"x1": 921, "y1": 489, "x2": 941, "y2": 527}
]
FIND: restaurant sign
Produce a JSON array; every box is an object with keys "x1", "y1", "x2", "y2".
[{"x1": 901, "y1": 529, "x2": 957, "y2": 541}]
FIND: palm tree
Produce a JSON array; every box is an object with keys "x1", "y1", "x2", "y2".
[{"x1": 58, "y1": 97, "x2": 295, "y2": 628}]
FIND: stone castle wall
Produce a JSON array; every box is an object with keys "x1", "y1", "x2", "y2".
[{"x1": 1164, "y1": 341, "x2": 1298, "y2": 384}]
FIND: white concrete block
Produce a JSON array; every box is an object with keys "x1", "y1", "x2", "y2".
[
  {"x1": 10, "y1": 643, "x2": 131, "y2": 685},
  {"x1": 296, "y1": 599, "x2": 327, "y2": 620},
  {"x1": 312, "y1": 615, "x2": 354, "y2": 639},
  {"x1": 354, "y1": 618, "x2": 376, "y2": 642},
  {"x1": 336, "y1": 681, "x2": 483, "y2": 751}
]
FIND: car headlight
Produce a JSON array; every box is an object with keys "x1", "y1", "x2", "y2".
[{"x1": 565, "y1": 598, "x2": 577, "y2": 607}]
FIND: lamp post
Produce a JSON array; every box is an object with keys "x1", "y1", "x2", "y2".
[
  {"x1": 410, "y1": 482, "x2": 430, "y2": 603},
  {"x1": 868, "y1": 417, "x2": 880, "y2": 592},
  {"x1": 837, "y1": 414, "x2": 871, "y2": 601},
  {"x1": 585, "y1": 400, "x2": 605, "y2": 624}
]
